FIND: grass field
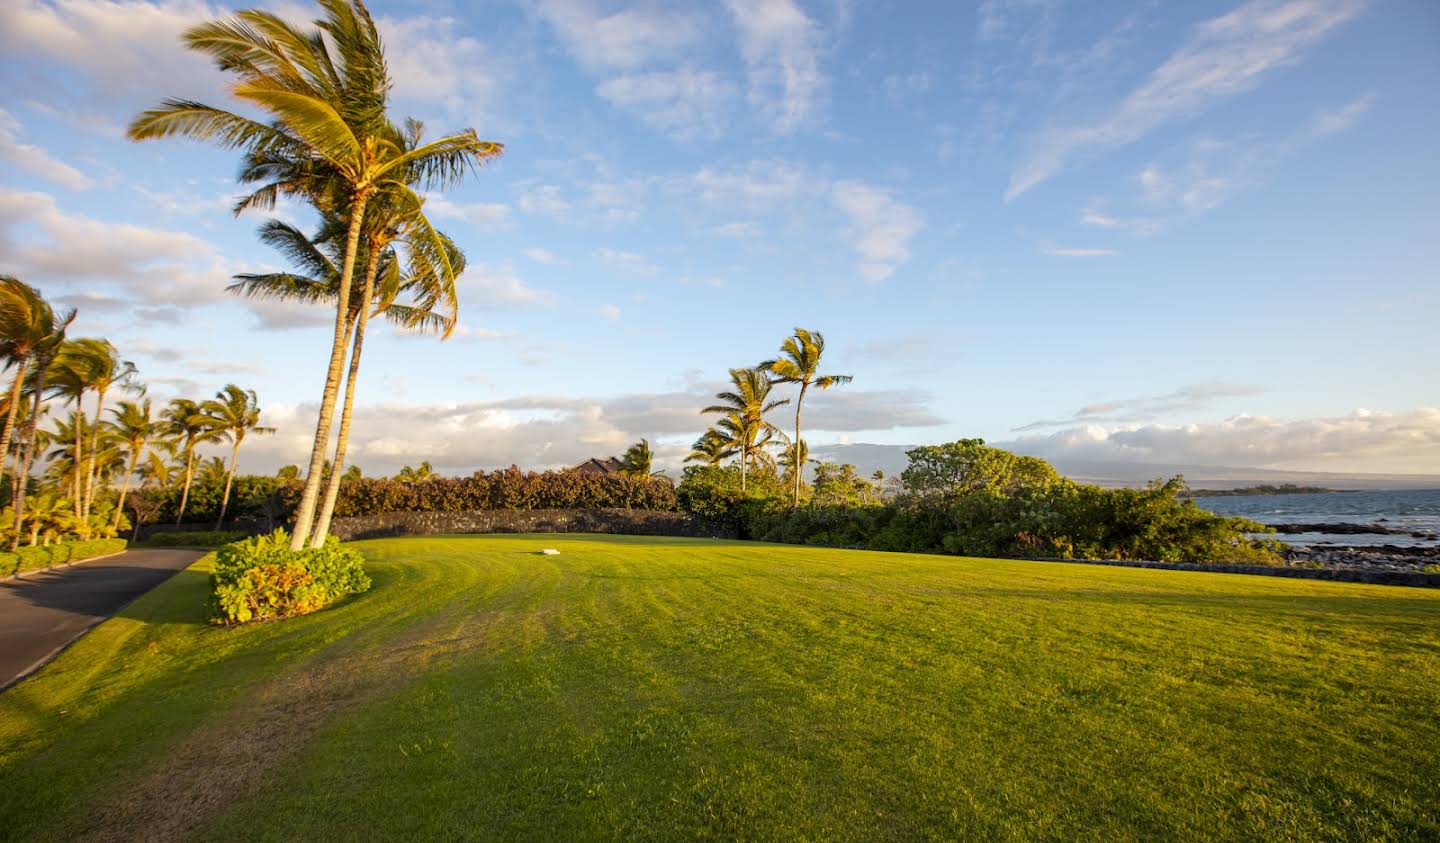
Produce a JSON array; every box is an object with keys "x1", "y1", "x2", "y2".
[{"x1": 1, "y1": 535, "x2": 1437, "y2": 840}]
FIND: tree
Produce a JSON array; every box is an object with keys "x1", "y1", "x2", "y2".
[
  {"x1": 6, "y1": 291, "x2": 72, "y2": 550},
  {"x1": 163, "y1": 398, "x2": 221, "y2": 524},
  {"x1": 620, "y1": 439, "x2": 656, "y2": 476},
  {"x1": 685, "y1": 430, "x2": 732, "y2": 466},
  {"x1": 702, "y1": 368, "x2": 790, "y2": 493},
  {"x1": 900, "y1": 439, "x2": 1061, "y2": 498},
  {"x1": 761, "y1": 328, "x2": 852, "y2": 510},
  {"x1": 395, "y1": 462, "x2": 434, "y2": 482},
  {"x1": 109, "y1": 398, "x2": 157, "y2": 530},
  {"x1": 0, "y1": 278, "x2": 66, "y2": 482},
  {"x1": 276, "y1": 464, "x2": 301, "y2": 481},
  {"x1": 200, "y1": 384, "x2": 274, "y2": 528},
  {"x1": 66, "y1": 339, "x2": 138, "y2": 526},
  {"x1": 778, "y1": 438, "x2": 809, "y2": 491}
]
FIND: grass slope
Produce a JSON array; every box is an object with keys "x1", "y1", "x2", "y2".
[{"x1": 1, "y1": 535, "x2": 1437, "y2": 840}]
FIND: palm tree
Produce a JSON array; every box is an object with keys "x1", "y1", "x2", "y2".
[
  {"x1": 620, "y1": 439, "x2": 656, "y2": 476},
  {"x1": 129, "y1": 0, "x2": 503, "y2": 550},
  {"x1": 702, "y1": 368, "x2": 790, "y2": 492},
  {"x1": 163, "y1": 398, "x2": 221, "y2": 525},
  {"x1": 24, "y1": 494, "x2": 76, "y2": 547},
  {"x1": 0, "y1": 278, "x2": 64, "y2": 479},
  {"x1": 140, "y1": 448, "x2": 177, "y2": 489},
  {"x1": 64, "y1": 339, "x2": 138, "y2": 525},
  {"x1": 200, "y1": 385, "x2": 274, "y2": 528},
  {"x1": 276, "y1": 464, "x2": 301, "y2": 481},
  {"x1": 778, "y1": 439, "x2": 810, "y2": 490},
  {"x1": 45, "y1": 356, "x2": 93, "y2": 524},
  {"x1": 6, "y1": 292, "x2": 72, "y2": 550},
  {"x1": 109, "y1": 399, "x2": 157, "y2": 530},
  {"x1": 685, "y1": 430, "x2": 732, "y2": 466},
  {"x1": 761, "y1": 329, "x2": 853, "y2": 509}
]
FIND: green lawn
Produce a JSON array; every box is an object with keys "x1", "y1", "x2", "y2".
[{"x1": 2, "y1": 535, "x2": 1437, "y2": 841}]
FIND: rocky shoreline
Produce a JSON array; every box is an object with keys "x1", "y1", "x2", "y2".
[{"x1": 1281, "y1": 543, "x2": 1440, "y2": 573}]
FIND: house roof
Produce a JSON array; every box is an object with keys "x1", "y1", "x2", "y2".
[{"x1": 568, "y1": 457, "x2": 623, "y2": 474}]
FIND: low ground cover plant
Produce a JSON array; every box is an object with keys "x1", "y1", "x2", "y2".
[
  {"x1": 0, "y1": 539, "x2": 128, "y2": 577},
  {"x1": 210, "y1": 529, "x2": 370, "y2": 624}
]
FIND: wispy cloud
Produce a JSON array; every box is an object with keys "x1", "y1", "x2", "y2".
[
  {"x1": 724, "y1": 0, "x2": 827, "y2": 133},
  {"x1": 532, "y1": 0, "x2": 703, "y2": 71},
  {"x1": 597, "y1": 66, "x2": 736, "y2": 139},
  {"x1": 1040, "y1": 244, "x2": 1118, "y2": 258},
  {"x1": 1310, "y1": 92, "x2": 1375, "y2": 136},
  {"x1": 1007, "y1": 0, "x2": 1369, "y2": 200},
  {"x1": 0, "y1": 108, "x2": 92, "y2": 190},
  {"x1": 1014, "y1": 382, "x2": 1264, "y2": 431},
  {"x1": 831, "y1": 181, "x2": 924, "y2": 282}
]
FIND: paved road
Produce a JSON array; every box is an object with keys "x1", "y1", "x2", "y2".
[{"x1": 0, "y1": 549, "x2": 205, "y2": 691}]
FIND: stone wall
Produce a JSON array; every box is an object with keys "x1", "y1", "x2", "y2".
[
  {"x1": 1028, "y1": 556, "x2": 1440, "y2": 588},
  {"x1": 327, "y1": 508, "x2": 732, "y2": 541}
]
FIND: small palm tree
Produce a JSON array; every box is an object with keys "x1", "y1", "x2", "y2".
[
  {"x1": 109, "y1": 399, "x2": 157, "y2": 530},
  {"x1": 703, "y1": 368, "x2": 789, "y2": 492},
  {"x1": 620, "y1": 439, "x2": 656, "y2": 476},
  {"x1": 140, "y1": 448, "x2": 177, "y2": 489},
  {"x1": 762, "y1": 328, "x2": 852, "y2": 510},
  {"x1": 0, "y1": 278, "x2": 70, "y2": 479},
  {"x1": 163, "y1": 398, "x2": 222, "y2": 525},
  {"x1": 685, "y1": 430, "x2": 732, "y2": 465},
  {"x1": 24, "y1": 493, "x2": 76, "y2": 546},
  {"x1": 200, "y1": 385, "x2": 274, "y2": 528},
  {"x1": 276, "y1": 464, "x2": 301, "y2": 481},
  {"x1": 778, "y1": 439, "x2": 810, "y2": 490}
]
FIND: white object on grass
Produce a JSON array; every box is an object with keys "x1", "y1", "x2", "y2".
[{"x1": 539, "y1": 548, "x2": 561, "y2": 555}]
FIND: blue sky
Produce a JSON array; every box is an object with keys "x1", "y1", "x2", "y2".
[{"x1": 2, "y1": 0, "x2": 1437, "y2": 477}]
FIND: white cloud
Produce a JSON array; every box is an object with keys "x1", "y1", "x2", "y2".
[
  {"x1": 831, "y1": 181, "x2": 924, "y2": 281},
  {"x1": 711, "y1": 221, "x2": 761, "y2": 240},
  {"x1": 0, "y1": 187, "x2": 228, "y2": 306},
  {"x1": 516, "y1": 184, "x2": 573, "y2": 217},
  {"x1": 724, "y1": 0, "x2": 826, "y2": 133},
  {"x1": 423, "y1": 192, "x2": 511, "y2": 227},
  {"x1": 0, "y1": 109, "x2": 92, "y2": 190},
  {"x1": 597, "y1": 248, "x2": 659, "y2": 275},
  {"x1": 597, "y1": 66, "x2": 736, "y2": 139},
  {"x1": 1015, "y1": 383, "x2": 1264, "y2": 431},
  {"x1": 597, "y1": 304, "x2": 622, "y2": 321},
  {"x1": 1080, "y1": 205, "x2": 1162, "y2": 237},
  {"x1": 1041, "y1": 244, "x2": 1118, "y2": 258},
  {"x1": 532, "y1": 0, "x2": 703, "y2": 71},
  {"x1": 461, "y1": 264, "x2": 556, "y2": 307},
  {"x1": 1311, "y1": 93, "x2": 1375, "y2": 136},
  {"x1": 377, "y1": 15, "x2": 498, "y2": 119},
  {"x1": 1007, "y1": 0, "x2": 1368, "y2": 199},
  {"x1": 522, "y1": 247, "x2": 562, "y2": 265},
  {"x1": 693, "y1": 160, "x2": 807, "y2": 203},
  {"x1": 1005, "y1": 407, "x2": 1440, "y2": 474}
]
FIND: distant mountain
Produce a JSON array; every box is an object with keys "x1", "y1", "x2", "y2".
[{"x1": 810, "y1": 443, "x2": 1440, "y2": 491}]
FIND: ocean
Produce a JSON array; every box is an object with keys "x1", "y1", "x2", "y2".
[{"x1": 1191, "y1": 488, "x2": 1440, "y2": 547}]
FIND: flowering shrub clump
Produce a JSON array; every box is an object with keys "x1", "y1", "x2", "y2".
[{"x1": 210, "y1": 529, "x2": 370, "y2": 624}]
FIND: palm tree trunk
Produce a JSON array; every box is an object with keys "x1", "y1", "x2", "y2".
[
  {"x1": 83, "y1": 387, "x2": 109, "y2": 533},
  {"x1": 215, "y1": 437, "x2": 241, "y2": 530},
  {"x1": 792, "y1": 383, "x2": 807, "y2": 510},
  {"x1": 0, "y1": 358, "x2": 29, "y2": 487},
  {"x1": 310, "y1": 246, "x2": 379, "y2": 548},
  {"x1": 289, "y1": 190, "x2": 371, "y2": 551},
  {"x1": 176, "y1": 446, "x2": 195, "y2": 526},
  {"x1": 9, "y1": 384, "x2": 45, "y2": 552},
  {"x1": 113, "y1": 447, "x2": 140, "y2": 531},
  {"x1": 72, "y1": 406, "x2": 84, "y2": 528}
]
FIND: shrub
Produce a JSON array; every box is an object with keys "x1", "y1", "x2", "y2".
[
  {"x1": 16, "y1": 546, "x2": 53, "y2": 570},
  {"x1": 0, "y1": 552, "x2": 19, "y2": 577},
  {"x1": 211, "y1": 530, "x2": 370, "y2": 624},
  {"x1": 148, "y1": 530, "x2": 251, "y2": 548}
]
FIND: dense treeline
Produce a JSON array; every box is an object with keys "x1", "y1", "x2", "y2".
[
  {"x1": 675, "y1": 440, "x2": 1283, "y2": 565},
  {"x1": 275, "y1": 468, "x2": 678, "y2": 519}
]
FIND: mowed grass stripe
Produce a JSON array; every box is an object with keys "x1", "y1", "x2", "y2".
[{"x1": 1, "y1": 535, "x2": 1436, "y2": 841}]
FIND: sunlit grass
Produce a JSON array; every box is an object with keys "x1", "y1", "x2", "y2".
[{"x1": 2, "y1": 535, "x2": 1437, "y2": 840}]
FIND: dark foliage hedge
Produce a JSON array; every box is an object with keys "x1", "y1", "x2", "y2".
[
  {"x1": 274, "y1": 468, "x2": 678, "y2": 519},
  {"x1": 0, "y1": 538, "x2": 128, "y2": 577}
]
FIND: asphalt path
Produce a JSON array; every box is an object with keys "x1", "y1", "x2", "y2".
[{"x1": 0, "y1": 548, "x2": 204, "y2": 691}]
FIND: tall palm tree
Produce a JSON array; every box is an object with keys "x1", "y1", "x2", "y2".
[
  {"x1": 46, "y1": 350, "x2": 97, "y2": 525},
  {"x1": 200, "y1": 385, "x2": 274, "y2": 528},
  {"x1": 109, "y1": 399, "x2": 158, "y2": 530},
  {"x1": 685, "y1": 430, "x2": 732, "y2": 466},
  {"x1": 62, "y1": 339, "x2": 138, "y2": 524},
  {"x1": 702, "y1": 368, "x2": 790, "y2": 492},
  {"x1": 0, "y1": 278, "x2": 63, "y2": 479},
  {"x1": 6, "y1": 293, "x2": 72, "y2": 550},
  {"x1": 761, "y1": 329, "x2": 852, "y2": 509},
  {"x1": 163, "y1": 398, "x2": 221, "y2": 525},
  {"x1": 129, "y1": 0, "x2": 503, "y2": 550}
]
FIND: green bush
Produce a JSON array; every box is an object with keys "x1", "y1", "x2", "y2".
[
  {"x1": 16, "y1": 545, "x2": 53, "y2": 570},
  {"x1": 0, "y1": 552, "x2": 19, "y2": 577},
  {"x1": 0, "y1": 539, "x2": 127, "y2": 577},
  {"x1": 148, "y1": 530, "x2": 251, "y2": 548},
  {"x1": 211, "y1": 529, "x2": 370, "y2": 624}
]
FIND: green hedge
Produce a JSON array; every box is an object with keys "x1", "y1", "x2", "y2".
[
  {"x1": 0, "y1": 538, "x2": 128, "y2": 577},
  {"x1": 147, "y1": 530, "x2": 251, "y2": 548}
]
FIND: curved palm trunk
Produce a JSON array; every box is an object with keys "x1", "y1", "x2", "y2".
[
  {"x1": 310, "y1": 246, "x2": 379, "y2": 548},
  {"x1": 71, "y1": 405, "x2": 84, "y2": 525},
  {"x1": 215, "y1": 436, "x2": 242, "y2": 530},
  {"x1": 113, "y1": 445, "x2": 141, "y2": 531},
  {"x1": 289, "y1": 191, "x2": 371, "y2": 550},
  {"x1": 175, "y1": 445, "x2": 196, "y2": 526},
  {"x1": 9, "y1": 385, "x2": 46, "y2": 552},
  {"x1": 0, "y1": 358, "x2": 29, "y2": 485},
  {"x1": 791, "y1": 383, "x2": 807, "y2": 510}
]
